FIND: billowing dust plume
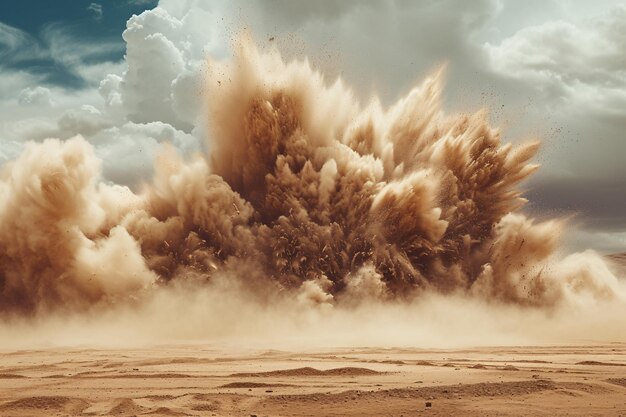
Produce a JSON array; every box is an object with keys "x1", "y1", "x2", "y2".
[{"x1": 0, "y1": 37, "x2": 624, "y2": 324}]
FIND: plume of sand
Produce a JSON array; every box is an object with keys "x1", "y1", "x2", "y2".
[{"x1": 0, "y1": 37, "x2": 623, "y2": 323}]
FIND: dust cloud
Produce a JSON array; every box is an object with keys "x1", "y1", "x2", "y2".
[{"x1": 0, "y1": 37, "x2": 624, "y2": 348}]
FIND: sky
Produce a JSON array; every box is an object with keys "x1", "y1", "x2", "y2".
[{"x1": 0, "y1": 0, "x2": 625, "y2": 254}]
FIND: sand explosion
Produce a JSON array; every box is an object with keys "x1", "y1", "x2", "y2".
[{"x1": 0, "y1": 38, "x2": 623, "y2": 318}]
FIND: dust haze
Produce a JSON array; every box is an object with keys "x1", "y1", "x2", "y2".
[{"x1": 0, "y1": 37, "x2": 624, "y2": 349}]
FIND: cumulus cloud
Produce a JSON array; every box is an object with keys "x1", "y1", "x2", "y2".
[
  {"x1": 18, "y1": 86, "x2": 53, "y2": 107},
  {"x1": 485, "y1": 4, "x2": 626, "y2": 115},
  {"x1": 0, "y1": 5, "x2": 214, "y2": 187},
  {"x1": 117, "y1": 8, "x2": 187, "y2": 127},
  {"x1": 92, "y1": 121, "x2": 199, "y2": 184},
  {"x1": 100, "y1": 6, "x2": 224, "y2": 132}
]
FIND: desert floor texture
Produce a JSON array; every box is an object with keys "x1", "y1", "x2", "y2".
[{"x1": 0, "y1": 343, "x2": 625, "y2": 417}]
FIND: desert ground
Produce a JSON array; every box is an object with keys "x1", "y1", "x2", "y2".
[{"x1": 0, "y1": 343, "x2": 625, "y2": 417}]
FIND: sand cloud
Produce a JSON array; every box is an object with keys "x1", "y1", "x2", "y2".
[
  {"x1": 0, "y1": 2, "x2": 625, "y2": 349},
  {"x1": 0, "y1": 37, "x2": 623, "y2": 320}
]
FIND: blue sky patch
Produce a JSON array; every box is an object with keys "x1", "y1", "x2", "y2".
[{"x1": 0, "y1": 0, "x2": 157, "y2": 88}]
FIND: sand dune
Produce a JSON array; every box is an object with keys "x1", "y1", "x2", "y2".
[
  {"x1": 229, "y1": 366, "x2": 382, "y2": 378},
  {"x1": 109, "y1": 398, "x2": 146, "y2": 415},
  {"x1": 0, "y1": 396, "x2": 89, "y2": 414},
  {"x1": 607, "y1": 378, "x2": 626, "y2": 388},
  {"x1": 219, "y1": 382, "x2": 296, "y2": 388},
  {"x1": 576, "y1": 360, "x2": 626, "y2": 366}
]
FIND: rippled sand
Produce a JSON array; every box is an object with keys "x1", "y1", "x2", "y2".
[{"x1": 1, "y1": 344, "x2": 625, "y2": 416}]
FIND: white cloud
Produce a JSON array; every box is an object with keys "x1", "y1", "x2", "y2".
[
  {"x1": 57, "y1": 105, "x2": 112, "y2": 137},
  {"x1": 99, "y1": 73, "x2": 124, "y2": 116},
  {"x1": 75, "y1": 60, "x2": 126, "y2": 87},
  {"x1": 485, "y1": 4, "x2": 626, "y2": 115},
  {"x1": 40, "y1": 23, "x2": 125, "y2": 84},
  {"x1": 92, "y1": 121, "x2": 199, "y2": 185},
  {"x1": 100, "y1": 6, "x2": 223, "y2": 131},
  {"x1": 18, "y1": 86, "x2": 53, "y2": 107},
  {"x1": 1, "y1": 5, "x2": 214, "y2": 186},
  {"x1": 87, "y1": 3, "x2": 104, "y2": 22},
  {"x1": 0, "y1": 139, "x2": 24, "y2": 164},
  {"x1": 120, "y1": 10, "x2": 187, "y2": 127},
  {"x1": 0, "y1": 22, "x2": 45, "y2": 63},
  {"x1": 1, "y1": 21, "x2": 122, "y2": 83},
  {"x1": 0, "y1": 80, "x2": 104, "y2": 143}
]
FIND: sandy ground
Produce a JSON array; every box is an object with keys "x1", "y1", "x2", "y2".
[{"x1": 0, "y1": 344, "x2": 625, "y2": 416}]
